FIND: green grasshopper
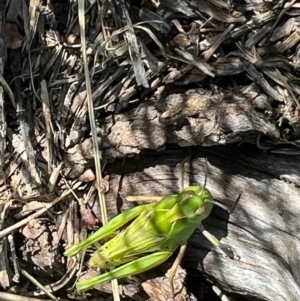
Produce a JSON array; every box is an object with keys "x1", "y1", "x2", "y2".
[{"x1": 65, "y1": 162, "x2": 226, "y2": 294}]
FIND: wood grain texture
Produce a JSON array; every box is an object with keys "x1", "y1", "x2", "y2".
[{"x1": 103, "y1": 145, "x2": 300, "y2": 301}]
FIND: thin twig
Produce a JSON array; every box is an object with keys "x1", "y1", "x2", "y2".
[
  {"x1": 0, "y1": 184, "x2": 80, "y2": 239},
  {"x1": 0, "y1": 292, "x2": 65, "y2": 301},
  {"x1": 8, "y1": 235, "x2": 20, "y2": 283},
  {"x1": 78, "y1": 1, "x2": 120, "y2": 300},
  {"x1": 20, "y1": 269, "x2": 58, "y2": 301}
]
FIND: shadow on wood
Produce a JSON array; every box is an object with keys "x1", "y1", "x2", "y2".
[{"x1": 103, "y1": 144, "x2": 300, "y2": 301}]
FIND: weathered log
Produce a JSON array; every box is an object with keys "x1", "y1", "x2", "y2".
[
  {"x1": 65, "y1": 85, "x2": 284, "y2": 179},
  {"x1": 70, "y1": 86, "x2": 300, "y2": 300},
  {"x1": 100, "y1": 145, "x2": 300, "y2": 301}
]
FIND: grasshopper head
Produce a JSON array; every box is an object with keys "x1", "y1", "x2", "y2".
[{"x1": 179, "y1": 186, "x2": 214, "y2": 220}]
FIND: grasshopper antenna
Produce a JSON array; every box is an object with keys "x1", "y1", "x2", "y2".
[
  {"x1": 203, "y1": 158, "x2": 208, "y2": 189},
  {"x1": 178, "y1": 156, "x2": 190, "y2": 191},
  {"x1": 200, "y1": 158, "x2": 208, "y2": 195},
  {"x1": 201, "y1": 159, "x2": 228, "y2": 210}
]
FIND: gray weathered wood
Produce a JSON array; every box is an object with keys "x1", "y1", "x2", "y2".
[{"x1": 103, "y1": 145, "x2": 300, "y2": 301}]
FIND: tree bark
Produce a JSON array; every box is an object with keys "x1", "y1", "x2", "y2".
[{"x1": 65, "y1": 85, "x2": 284, "y2": 179}]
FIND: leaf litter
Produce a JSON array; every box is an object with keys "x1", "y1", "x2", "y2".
[{"x1": 0, "y1": 0, "x2": 300, "y2": 300}]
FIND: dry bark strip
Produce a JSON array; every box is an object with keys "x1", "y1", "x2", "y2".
[{"x1": 102, "y1": 145, "x2": 300, "y2": 301}]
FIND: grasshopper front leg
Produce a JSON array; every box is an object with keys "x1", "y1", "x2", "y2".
[
  {"x1": 199, "y1": 223, "x2": 221, "y2": 248},
  {"x1": 76, "y1": 251, "x2": 173, "y2": 292},
  {"x1": 167, "y1": 237, "x2": 227, "y2": 299},
  {"x1": 199, "y1": 223, "x2": 236, "y2": 258},
  {"x1": 167, "y1": 244, "x2": 187, "y2": 298}
]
